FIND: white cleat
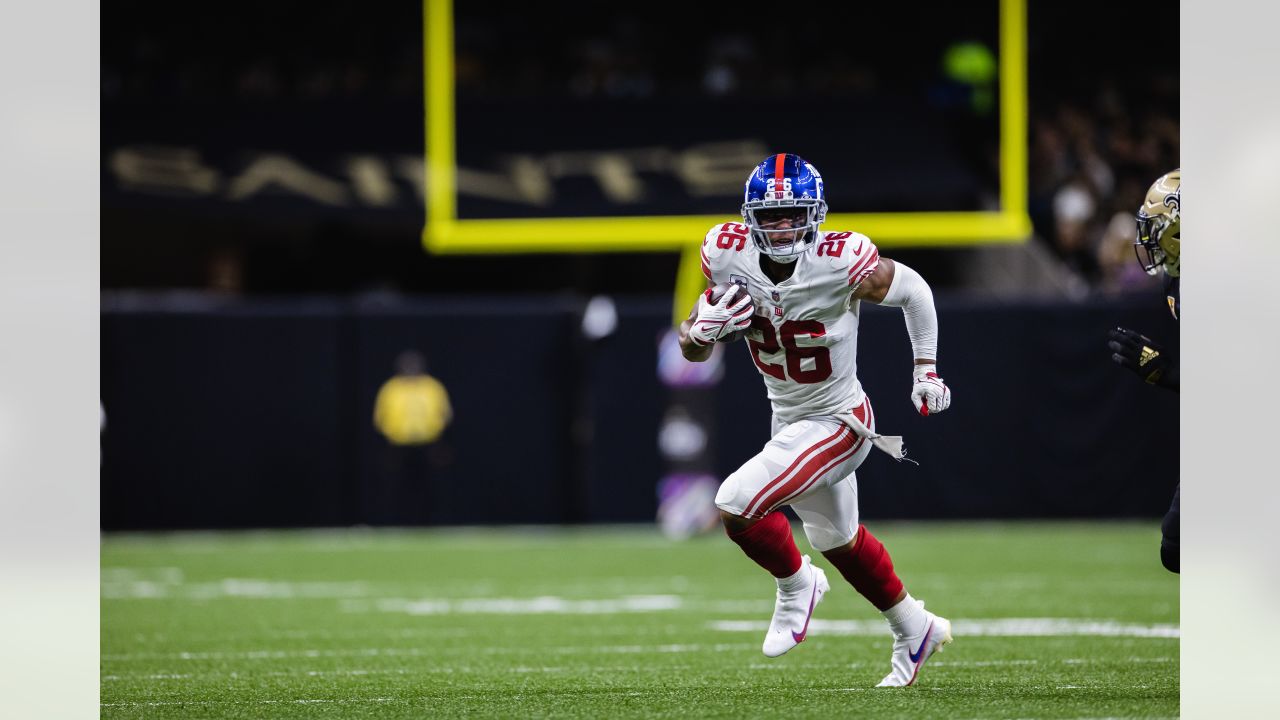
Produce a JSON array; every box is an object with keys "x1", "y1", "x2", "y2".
[
  {"x1": 876, "y1": 605, "x2": 953, "y2": 687},
  {"x1": 762, "y1": 555, "x2": 829, "y2": 658}
]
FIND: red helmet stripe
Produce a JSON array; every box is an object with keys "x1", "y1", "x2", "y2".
[{"x1": 773, "y1": 153, "x2": 786, "y2": 186}]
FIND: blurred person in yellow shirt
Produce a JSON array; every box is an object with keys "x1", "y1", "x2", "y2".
[
  {"x1": 370, "y1": 351, "x2": 452, "y2": 524},
  {"x1": 374, "y1": 351, "x2": 452, "y2": 446}
]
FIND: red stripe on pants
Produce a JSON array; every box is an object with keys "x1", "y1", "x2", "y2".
[
  {"x1": 745, "y1": 426, "x2": 850, "y2": 517},
  {"x1": 747, "y1": 425, "x2": 860, "y2": 515},
  {"x1": 769, "y1": 434, "x2": 864, "y2": 511}
]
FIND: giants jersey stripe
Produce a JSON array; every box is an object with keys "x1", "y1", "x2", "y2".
[
  {"x1": 847, "y1": 246, "x2": 878, "y2": 278},
  {"x1": 847, "y1": 247, "x2": 880, "y2": 287}
]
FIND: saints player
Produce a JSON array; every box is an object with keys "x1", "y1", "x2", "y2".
[
  {"x1": 679, "y1": 154, "x2": 953, "y2": 687},
  {"x1": 1107, "y1": 169, "x2": 1180, "y2": 574}
]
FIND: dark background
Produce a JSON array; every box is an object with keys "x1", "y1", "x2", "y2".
[
  {"x1": 101, "y1": 1, "x2": 1177, "y2": 296},
  {"x1": 101, "y1": 294, "x2": 1178, "y2": 530},
  {"x1": 100, "y1": 1, "x2": 1180, "y2": 529}
]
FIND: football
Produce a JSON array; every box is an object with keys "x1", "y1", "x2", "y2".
[{"x1": 707, "y1": 281, "x2": 753, "y2": 343}]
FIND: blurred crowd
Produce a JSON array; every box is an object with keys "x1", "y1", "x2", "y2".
[
  {"x1": 1028, "y1": 85, "x2": 1179, "y2": 298},
  {"x1": 101, "y1": 4, "x2": 421, "y2": 102},
  {"x1": 454, "y1": 20, "x2": 886, "y2": 102},
  {"x1": 102, "y1": 4, "x2": 984, "y2": 105},
  {"x1": 452, "y1": 5, "x2": 991, "y2": 103},
  {"x1": 1024, "y1": 1, "x2": 1179, "y2": 299}
]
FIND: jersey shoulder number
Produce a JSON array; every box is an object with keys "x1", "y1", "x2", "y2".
[
  {"x1": 814, "y1": 230, "x2": 879, "y2": 288},
  {"x1": 701, "y1": 221, "x2": 751, "y2": 280}
]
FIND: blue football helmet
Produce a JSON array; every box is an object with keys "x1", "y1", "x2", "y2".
[{"x1": 741, "y1": 153, "x2": 828, "y2": 263}]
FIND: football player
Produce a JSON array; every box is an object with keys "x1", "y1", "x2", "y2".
[
  {"x1": 1107, "y1": 169, "x2": 1180, "y2": 574},
  {"x1": 678, "y1": 154, "x2": 953, "y2": 687}
]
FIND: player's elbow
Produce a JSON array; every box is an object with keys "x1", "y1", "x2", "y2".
[{"x1": 879, "y1": 261, "x2": 934, "y2": 310}]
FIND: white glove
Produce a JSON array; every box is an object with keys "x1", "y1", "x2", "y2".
[
  {"x1": 910, "y1": 364, "x2": 951, "y2": 416},
  {"x1": 688, "y1": 285, "x2": 753, "y2": 346}
]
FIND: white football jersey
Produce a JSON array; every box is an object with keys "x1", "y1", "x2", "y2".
[{"x1": 700, "y1": 222, "x2": 881, "y2": 424}]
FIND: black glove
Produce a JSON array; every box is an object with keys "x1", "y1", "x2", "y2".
[{"x1": 1108, "y1": 327, "x2": 1179, "y2": 390}]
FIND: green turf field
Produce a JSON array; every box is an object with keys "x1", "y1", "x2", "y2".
[{"x1": 101, "y1": 522, "x2": 1178, "y2": 718}]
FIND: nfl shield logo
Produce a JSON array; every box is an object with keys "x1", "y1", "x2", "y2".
[{"x1": 771, "y1": 290, "x2": 781, "y2": 302}]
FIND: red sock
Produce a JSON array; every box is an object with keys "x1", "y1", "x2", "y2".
[
  {"x1": 822, "y1": 524, "x2": 904, "y2": 611},
  {"x1": 726, "y1": 511, "x2": 803, "y2": 579}
]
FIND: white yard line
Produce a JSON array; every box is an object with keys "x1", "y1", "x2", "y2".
[
  {"x1": 102, "y1": 578, "x2": 373, "y2": 600},
  {"x1": 1064, "y1": 656, "x2": 1176, "y2": 664},
  {"x1": 104, "y1": 526, "x2": 688, "y2": 552},
  {"x1": 103, "y1": 648, "x2": 435, "y2": 661},
  {"x1": 344, "y1": 594, "x2": 683, "y2": 616},
  {"x1": 102, "y1": 667, "x2": 570, "y2": 680},
  {"x1": 101, "y1": 698, "x2": 397, "y2": 708},
  {"x1": 100, "y1": 620, "x2": 1176, "y2": 665},
  {"x1": 575, "y1": 642, "x2": 753, "y2": 654},
  {"x1": 929, "y1": 659, "x2": 1040, "y2": 667},
  {"x1": 709, "y1": 618, "x2": 1180, "y2": 639},
  {"x1": 103, "y1": 578, "x2": 688, "y2": 611},
  {"x1": 103, "y1": 642, "x2": 759, "y2": 663},
  {"x1": 100, "y1": 567, "x2": 185, "y2": 583}
]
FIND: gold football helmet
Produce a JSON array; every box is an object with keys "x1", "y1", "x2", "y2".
[{"x1": 1135, "y1": 169, "x2": 1180, "y2": 277}]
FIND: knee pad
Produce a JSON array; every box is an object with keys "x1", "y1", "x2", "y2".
[
  {"x1": 715, "y1": 461, "x2": 776, "y2": 519},
  {"x1": 714, "y1": 473, "x2": 745, "y2": 515},
  {"x1": 800, "y1": 514, "x2": 857, "y2": 552},
  {"x1": 791, "y1": 475, "x2": 860, "y2": 552}
]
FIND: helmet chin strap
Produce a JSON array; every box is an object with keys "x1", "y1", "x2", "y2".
[
  {"x1": 756, "y1": 234, "x2": 807, "y2": 262},
  {"x1": 751, "y1": 221, "x2": 818, "y2": 263}
]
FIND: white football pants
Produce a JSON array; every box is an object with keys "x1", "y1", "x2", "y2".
[{"x1": 714, "y1": 398, "x2": 876, "y2": 551}]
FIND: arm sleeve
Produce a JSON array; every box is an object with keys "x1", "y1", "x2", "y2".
[{"x1": 878, "y1": 261, "x2": 937, "y2": 361}]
